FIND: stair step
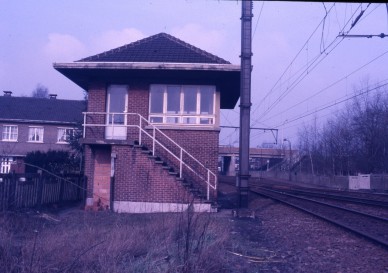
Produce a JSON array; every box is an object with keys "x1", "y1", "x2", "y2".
[
  {"x1": 168, "y1": 171, "x2": 178, "y2": 176},
  {"x1": 141, "y1": 150, "x2": 152, "y2": 155},
  {"x1": 162, "y1": 166, "x2": 170, "y2": 170}
]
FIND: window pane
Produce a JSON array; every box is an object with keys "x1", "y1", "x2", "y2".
[
  {"x1": 150, "y1": 116, "x2": 163, "y2": 123},
  {"x1": 107, "y1": 85, "x2": 127, "y2": 124},
  {"x1": 150, "y1": 85, "x2": 164, "y2": 114},
  {"x1": 166, "y1": 117, "x2": 179, "y2": 124},
  {"x1": 57, "y1": 128, "x2": 73, "y2": 143},
  {"x1": 28, "y1": 127, "x2": 43, "y2": 142},
  {"x1": 183, "y1": 117, "x2": 196, "y2": 124},
  {"x1": 167, "y1": 86, "x2": 180, "y2": 114},
  {"x1": 200, "y1": 86, "x2": 214, "y2": 114},
  {"x1": 2, "y1": 126, "x2": 17, "y2": 141},
  {"x1": 183, "y1": 86, "x2": 197, "y2": 114},
  {"x1": 200, "y1": 118, "x2": 213, "y2": 124}
]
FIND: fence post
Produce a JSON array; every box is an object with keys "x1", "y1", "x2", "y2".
[
  {"x1": 8, "y1": 172, "x2": 17, "y2": 210},
  {"x1": 59, "y1": 176, "x2": 65, "y2": 206},
  {"x1": 36, "y1": 170, "x2": 43, "y2": 209}
]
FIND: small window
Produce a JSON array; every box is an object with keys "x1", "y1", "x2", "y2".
[
  {"x1": 2, "y1": 125, "x2": 18, "y2": 141},
  {"x1": 57, "y1": 128, "x2": 74, "y2": 143},
  {"x1": 28, "y1": 127, "x2": 44, "y2": 142},
  {"x1": 0, "y1": 157, "x2": 13, "y2": 174}
]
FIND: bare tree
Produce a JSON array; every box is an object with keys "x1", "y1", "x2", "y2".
[
  {"x1": 297, "y1": 80, "x2": 388, "y2": 175},
  {"x1": 31, "y1": 84, "x2": 49, "y2": 98}
]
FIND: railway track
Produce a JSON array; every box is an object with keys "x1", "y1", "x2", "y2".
[{"x1": 250, "y1": 186, "x2": 388, "y2": 248}]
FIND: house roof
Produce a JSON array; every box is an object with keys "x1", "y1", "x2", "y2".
[
  {"x1": 78, "y1": 33, "x2": 231, "y2": 64},
  {"x1": 54, "y1": 32, "x2": 240, "y2": 109},
  {"x1": 0, "y1": 96, "x2": 85, "y2": 124}
]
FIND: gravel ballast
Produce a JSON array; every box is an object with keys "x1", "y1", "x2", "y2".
[{"x1": 218, "y1": 182, "x2": 388, "y2": 273}]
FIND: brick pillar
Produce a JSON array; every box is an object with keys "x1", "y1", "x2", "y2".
[{"x1": 92, "y1": 147, "x2": 111, "y2": 210}]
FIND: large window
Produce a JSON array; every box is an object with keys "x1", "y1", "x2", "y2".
[
  {"x1": 2, "y1": 125, "x2": 18, "y2": 141},
  {"x1": 28, "y1": 127, "x2": 44, "y2": 142},
  {"x1": 57, "y1": 128, "x2": 75, "y2": 143},
  {"x1": 149, "y1": 85, "x2": 215, "y2": 125}
]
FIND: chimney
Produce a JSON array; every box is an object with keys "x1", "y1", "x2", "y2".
[
  {"x1": 3, "y1": 91, "x2": 12, "y2": 97},
  {"x1": 49, "y1": 94, "x2": 57, "y2": 99}
]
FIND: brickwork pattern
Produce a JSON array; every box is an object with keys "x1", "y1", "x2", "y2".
[
  {"x1": 112, "y1": 145, "x2": 194, "y2": 204},
  {"x1": 92, "y1": 147, "x2": 111, "y2": 209},
  {"x1": 84, "y1": 80, "x2": 219, "y2": 204},
  {"x1": 85, "y1": 83, "x2": 106, "y2": 140}
]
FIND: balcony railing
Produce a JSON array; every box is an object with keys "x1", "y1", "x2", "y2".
[{"x1": 82, "y1": 112, "x2": 217, "y2": 200}]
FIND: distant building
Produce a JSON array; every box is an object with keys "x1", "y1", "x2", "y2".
[
  {"x1": 0, "y1": 92, "x2": 85, "y2": 173},
  {"x1": 54, "y1": 33, "x2": 240, "y2": 213}
]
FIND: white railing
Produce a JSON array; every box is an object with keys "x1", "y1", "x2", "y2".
[{"x1": 82, "y1": 112, "x2": 217, "y2": 200}]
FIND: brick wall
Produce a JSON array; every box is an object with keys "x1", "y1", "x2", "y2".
[
  {"x1": 92, "y1": 146, "x2": 111, "y2": 209},
  {"x1": 112, "y1": 145, "x2": 193, "y2": 204},
  {"x1": 85, "y1": 83, "x2": 106, "y2": 140},
  {"x1": 149, "y1": 128, "x2": 219, "y2": 199},
  {"x1": 84, "y1": 80, "x2": 220, "y2": 203},
  {"x1": 84, "y1": 145, "x2": 94, "y2": 199}
]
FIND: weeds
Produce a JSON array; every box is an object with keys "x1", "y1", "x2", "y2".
[{"x1": 0, "y1": 208, "x2": 242, "y2": 273}]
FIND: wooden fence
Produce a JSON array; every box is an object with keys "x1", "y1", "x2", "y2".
[{"x1": 0, "y1": 173, "x2": 86, "y2": 211}]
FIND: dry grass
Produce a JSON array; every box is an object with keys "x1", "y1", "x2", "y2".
[{"x1": 0, "y1": 207, "x2": 245, "y2": 273}]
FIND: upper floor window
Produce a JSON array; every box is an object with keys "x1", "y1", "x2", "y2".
[
  {"x1": 57, "y1": 128, "x2": 74, "y2": 143},
  {"x1": 149, "y1": 85, "x2": 215, "y2": 125},
  {"x1": 2, "y1": 125, "x2": 18, "y2": 141},
  {"x1": 28, "y1": 127, "x2": 44, "y2": 143}
]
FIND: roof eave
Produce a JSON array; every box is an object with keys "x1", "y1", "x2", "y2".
[{"x1": 53, "y1": 62, "x2": 240, "y2": 72}]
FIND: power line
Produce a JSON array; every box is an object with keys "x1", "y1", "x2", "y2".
[
  {"x1": 251, "y1": 3, "x2": 337, "y2": 118},
  {"x1": 273, "y1": 81, "x2": 388, "y2": 128},
  {"x1": 259, "y1": 49, "x2": 388, "y2": 124},
  {"x1": 252, "y1": 4, "x2": 363, "y2": 124}
]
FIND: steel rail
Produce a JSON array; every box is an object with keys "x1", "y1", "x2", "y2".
[
  {"x1": 277, "y1": 188, "x2": 388, "y2": 208},
  {"x1": 251, "y1": 187, "x2": 388, "y2": 248}
]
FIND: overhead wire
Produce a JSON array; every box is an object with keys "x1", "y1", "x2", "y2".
[
  {"x1": 252, "y1": 3, "x2": 364, "y2": 124},
  {"x1": 272, "y1": 80, "x2": 388, "y2": 128},
  {"x1": 251, "y1": 3, "x2": 337, "y2": 118},
  {"x1": 259, "y1": 49, "x2": 388, "y2": 124},
  {"x1": 253, "y1": 1, "x2": 265, "y2": 39}
]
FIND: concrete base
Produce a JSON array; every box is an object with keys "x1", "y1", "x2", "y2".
[
  {"x1": 232, "y1": 208, "x2": 256, "y2": 219},
  {"x1": 113, "y1": 201, "x2": 216, "y2": 213}
]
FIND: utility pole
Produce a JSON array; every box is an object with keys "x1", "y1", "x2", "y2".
[
  {"x1": 283, "y1": 138, "x2": 292, "y2": 181},
  {"x1": 238, "y1": 0, "x2": 253, "y2": 208}
]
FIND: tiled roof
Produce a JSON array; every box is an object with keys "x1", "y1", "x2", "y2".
[
  {"x1": 78, "y1": 33, "x2": 230, "y2": 64},
  {"x1": 0, "y1": 96, "x2": 85, "y2": 124}
]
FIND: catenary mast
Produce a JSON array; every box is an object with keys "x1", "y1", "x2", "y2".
[{"x1": 238, "y1": 0, "x2": 253, "y2": 208}]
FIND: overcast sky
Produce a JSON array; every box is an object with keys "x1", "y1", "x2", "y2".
[{"x1": 1, "y1": 1, "x2": 387, "y2": 147}]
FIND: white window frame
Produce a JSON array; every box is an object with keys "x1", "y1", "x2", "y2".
[
  {"x1": 28, "y1": 126, "x2": 44, "y2": 143},
  {"x1": 57, "y1": 127, "x2": 75, "y2": 144},
  {"x1": 2, "y1": 125, "x2": 18, "y2": 142},
  {"x1": 149, "y1": 85, "x2": 216, "y2": 125},
  {"x1": 0, "y1": 157, "x2": 13, "y2": 174}
]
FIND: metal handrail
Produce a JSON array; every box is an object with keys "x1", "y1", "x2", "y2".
[{"x1": 82, "y1": 112, "x2": 217, "y2": 200}]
